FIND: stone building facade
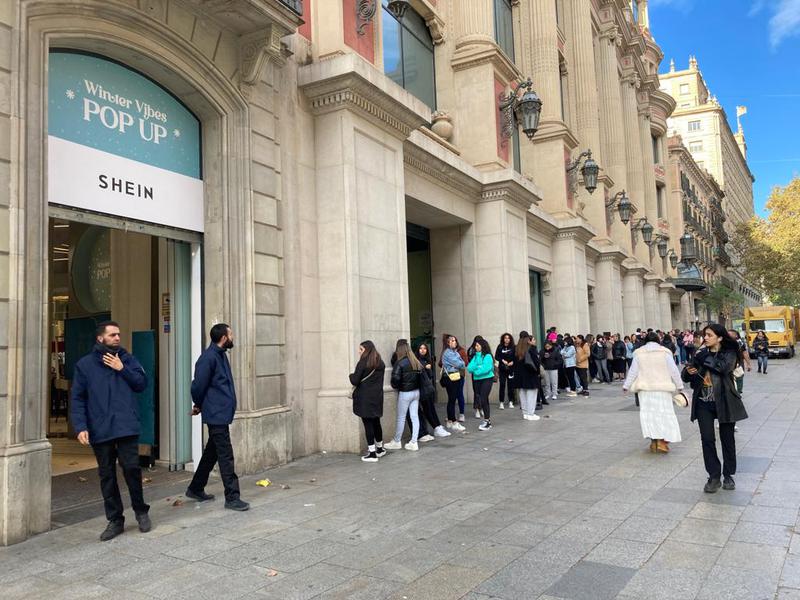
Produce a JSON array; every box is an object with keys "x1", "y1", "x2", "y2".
[
  {"x1": 659, "y1": 56, "x2": 760, "y2": 306},
  {"x1": 1, "y1": 0, "x2": 699, "y2": 544}
]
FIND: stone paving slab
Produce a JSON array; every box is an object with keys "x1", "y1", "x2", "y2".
[{"x1": 3, "y1": 356, "x2": 800, "y2": 599}]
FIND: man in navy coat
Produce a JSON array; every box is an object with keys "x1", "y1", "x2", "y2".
[
  {"x1": 71, "y1": 321, "x2": 150, "y2": 541},
  {"x1": 185, "y1": 323, "x2": 249, "y2": 511}
]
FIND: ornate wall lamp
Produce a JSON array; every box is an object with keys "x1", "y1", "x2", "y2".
[
  {"x1": 654, "y1": 234, "x2": 670, "y2": 258},
  {"x1": 357, "y1": 0, "x2": 409, "y2": 34},
  {"x1": 679, "y1": 229, "x2": 697, "y2": 263},
  {"x1": 667, "y1": 249, "x2": 679, "y2": 269},
  {"x1": 631, "y1": 217, "x2": 654, "y2": 245},
  {"x1": 605, "y1": 190, "x2": 632, "y2": 225},
  {"x1": 499, "y1": 78, "x2": 543, "y2": 141},
  {"x1": 566, "y1": 149, "x2": 600, "y2": 196}
]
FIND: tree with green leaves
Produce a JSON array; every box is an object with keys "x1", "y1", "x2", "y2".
[
  {"x1": 731, "y1": 177, "x2": 800, "y2": 304},
  {"x1": 702, "y1": 282, "x2": 745, "y2": 325}
]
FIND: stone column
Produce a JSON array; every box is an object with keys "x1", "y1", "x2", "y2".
[
  {"x1": 596, "y1": 25, "x2": 631, "y2": 252},
  {"x1": 622, "y1": 266, "x2": 646, "y2": 333},
  {"x1": 620, "y1": 73, "x2": 648, "y2": 265},
  {"x1": 659, "y1": 285, "x2": 674, "y2": 331},
  {"x1": 639, "y1": 108, "x2": 659, "y2": 227},
  {"x1": 551, "y1": 228, "x2": 592, "y2": 334},
  {"x1": 594, "y1": 252, "x2": 626, "y2": 333},
  {"x1": 566, "y1": 0, "x2": 605, "y2": 232},
  {"x1": 643, "y1": 277, "x2": 661, "y2": 329}
]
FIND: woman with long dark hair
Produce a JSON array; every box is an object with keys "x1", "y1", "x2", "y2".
[
  {"x1": 467, "y1": 336, "x2": 483, "y2": 419},
  {"x1": 349, "y1": 341, "x2": 387, "y2": 462},
  {"x1": 386, "y1": 340, "x2": 422, "y2": 452},
  {"x1": 416, "y1": 343, "x2": 450, "y2": 439},
  {"x1": 514, "y1": 332, "x2": 541, "y2": 421},
  {"x1": 495, "y1": 333, "x2": 516, "y2": 410},
  {"x1": 753, "y1": 330, "x2": 769, "y2": 374},
  {"x1": 683, "y1": 323, "x2": 748, "y2": 493},
  {"x1": 611, "y1": 334, "x2": 627, "y2": 380},
  {"x1": 561, "y1": 337, "x2": 578, "y2": 397},
  {"x1": 441, "y1": 335, "x2": 466, "y2": 432},
  {"x1": 467, "y1": 337, "x2": 496, "y2": 431}
]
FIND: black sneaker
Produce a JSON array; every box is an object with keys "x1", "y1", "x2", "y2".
[
  {"x1": 535, "y1": 403, "x2": 543, "y2": 411},
  {"x1": 361, "y1": 451, "x2": 378, "y2": 463},
  {"x1": 136, "y1": 513, "x2": 152, "y2": 533},
  {"x1": 100, "y1": 520, "x2": 124, "y2": 541},
  {"x1": 541, "y1": 399, "x2": 550, "y2": 405},
  {"x1": 186, "y1": 488, "x2": 216, "y2": 502},
  {"x1": 225, "y1": 498, "x2": 250, "y2": 511},
  {"x1": 722, "y1": 476, "x2": 736, "y2": 491},
  {"x1": 703, "y1": 477, "x2": 722, "y2": 493},
  {"x1": 375, "y1": 447, "x2": 387, "y2": 458}
]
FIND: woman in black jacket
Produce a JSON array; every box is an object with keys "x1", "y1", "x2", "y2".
[
  {"x1": 611, "y1": 334, "x2": 627, "y2": 381},
  {"x1": 753, "y1": 330, "x2": 769, "y2": 374},
  {"x1": 495, "y1": 333, "x2": 516, "y2": 410},
  {"x1": 682, "y1": 323, "x2": 748, "y2": 493},
  {"x1": 513, "y1": 332, "x2": 541, "y2": 421},
  {"x1": 416, "y1": 344, "x2": 450, "y2": 438},
  {"x1": 386, "y1": 340, "x2": 423, "y2": 452},
  {"x1": 349, "y1": 341, "x2": 387, "y2": 462}
]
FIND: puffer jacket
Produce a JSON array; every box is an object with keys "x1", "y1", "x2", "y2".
[
  {"x1": 540, "y1": 347, "x2": 564, "y2": 370},
  {"x1": 590, "y1": 342, "x2": 606, "y2": 361},
  {"x1": 391, "y1": 357, "x2": 421, "y2": 392}
]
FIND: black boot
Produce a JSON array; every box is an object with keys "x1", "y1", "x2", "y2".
[
  {"x1": 100, "y1": 519, "x2": 125, "y2": 541},
  {"x1": 703, "y1": 478, "x2": 722, "y2": 494}
]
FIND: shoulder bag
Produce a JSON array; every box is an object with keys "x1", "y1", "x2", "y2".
[{"x1": 348, "y1": 369, "x2": 375, "y2": 399}]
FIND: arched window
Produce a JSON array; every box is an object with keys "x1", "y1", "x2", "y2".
[{"x1": 382, "y1": 1, "x2": 436, "y2": 108}]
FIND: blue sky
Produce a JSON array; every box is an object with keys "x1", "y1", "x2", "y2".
[{"x1": 649, "y1": 0, "x2": 800, "y2": 217}]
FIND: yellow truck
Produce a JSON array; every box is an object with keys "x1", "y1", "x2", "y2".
[{"x1": 745, "y1": 306, "x2": 797, "y2": 358}]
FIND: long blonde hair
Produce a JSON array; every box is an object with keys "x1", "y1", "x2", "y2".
[{"x1": 395, "y1": 339, "x2": 421, "y2": 371}]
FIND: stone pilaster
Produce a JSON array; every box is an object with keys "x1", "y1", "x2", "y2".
[
  {"x1": 622, "y1": 265, "x2": 646, "y2": 333},
  {"x1": 659, "y1": 284, "x2": 675, "y2": 331},
  {"x1": 593, "y1": 251, "x2": 626, "y2": 334},
  {"x1": 639, "y1": 107, "x2": 659, "y2": 229},
  {"x1": 620, "y1": 72, "x2": 648, "y2": 265},
  {"x1": 550, "y1": 224, "x2": 595, "y2": 334},
  {"x1": 643, "y1": 277, "x2": 661, "y2": 329}
]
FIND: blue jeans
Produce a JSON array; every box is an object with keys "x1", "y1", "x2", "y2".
[
  {"x1": 393, "y1": 390, "x2": 420, "y2": 443},
  {"x1": 456, "y1": 377, "x2": 465, "y2": 415},
  {"x1": 677, "y1": 345, "x2": 686, "y2": 364},
  {"x1": 757, "y1": 355, "x2": 768, "y2": 372}
]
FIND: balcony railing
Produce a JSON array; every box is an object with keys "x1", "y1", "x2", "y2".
[{"x1": 278, "y1": 0, "x2": 303, "y2": 16}]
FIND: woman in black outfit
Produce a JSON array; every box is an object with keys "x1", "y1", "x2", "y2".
[
  {"x1": 416, "y1": 343, "x2": 450, "y2": 438},
  {"x1": 682, "y1": 323, "x2": 748, "y2": 493},
  {"x1": 349, "y1": 341, "x2": 387, "y2": 462},
  {"x1": 611, "y1": 334, "x2": 627, "y2": 381},
  {"x1": 495, "y1": 333, "x2": 516, "y2": 409}
]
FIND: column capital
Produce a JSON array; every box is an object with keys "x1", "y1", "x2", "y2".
[
  {"x1": 620, "y1": 71, "x2": 641, "y2": 89},
  {"x1": 598, "y1": 23, "x2": 621, "y2": 46}
]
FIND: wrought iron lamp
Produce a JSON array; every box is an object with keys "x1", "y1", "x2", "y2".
[
  {"x1": 631, "y1": 217, "x2": 654, "y2": 245},
  {"x1": 667, "y1": 249, "x2": 678, "y2": 269},
  {"x1": 499, "y1": 78, "x2": 543, "y2": 141},
  {"x1": 654, "y1": 234, "x2": 669, "y2": 258},
  {"x1": 566, "y1": 150, "x2": 600, "y2": 195},
  {"x1": 680, "y1": 230, "x2": 697, "y2": 263},
  {"x1": 605, "y1": 190, "x2": 632, "y2": 225}
]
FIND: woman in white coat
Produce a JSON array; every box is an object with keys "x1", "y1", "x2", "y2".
[{"x1": 623, "y1": 331, "x2": 685, "y2": 453}]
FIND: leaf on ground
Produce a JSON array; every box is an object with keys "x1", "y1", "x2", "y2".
[
  {"x1": 172, "y1": 498, "x2": 184, "y2": 507},
  {"x1": 280, "y1": 484, "x2": 291, "y2": 490},
  {"x1": 77, "y1": 476, "x2": 88, "y2": 482},
  {"x1": 143, "y1": 477, "x2": 153, "y2": 484},
  {"x1": 256, "y1": 479, "x2": 271, "y2": 487},
  {"x1": 266, "y1": 569, "x2": 279, "y2": 577}
]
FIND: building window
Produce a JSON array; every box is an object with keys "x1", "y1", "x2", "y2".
[
  {"x1": 689, "y1": 141, "x2": 703, "y2": 153},
  {"x1": 382, "y1": 2, "x2": 436, "y2": 108},
  {"x1": 652, "y1": 135, "x2": 660, "y2": 163},
  {"x1": 656, "y1": 185, "x2": 665, "y2": 218},
  {"x1": 559, "y1": 58, "x2": 568, "y2": 123},
  {"x1": 512, "y1": 126, "x2": 521, "y2": 173},
  {"x1": 680, "y1": 83, "x2": 689, "y2": 95},
  {"x1": 688, "y1": 120, "x2": 701, "y2": 132},
  {"x1": 494, "y1": 0, "x2": 514, "y2": 61}
]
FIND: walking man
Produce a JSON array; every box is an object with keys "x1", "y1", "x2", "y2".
[
  {"x1": 186, "y1": 323, "x2": 249, "y2": 511},
  {"x1": 71, "y1": 321, "x2": 151, "y2": 541}
]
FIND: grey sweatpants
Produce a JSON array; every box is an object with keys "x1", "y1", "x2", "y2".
[
  {"x1": 543, "y1": 370, "x2": 559, "y2": 400},
  {"x1": 393, "y1": 390, "x2": 420, "y2": 443}
]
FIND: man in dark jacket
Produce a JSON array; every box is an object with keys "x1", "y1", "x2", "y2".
[
  {"x1": 71, "y1": 321, "x2": 150, "y2": 541},
  {"x1": 186, "y1": 323, "x2": 249, "y2": 511}
]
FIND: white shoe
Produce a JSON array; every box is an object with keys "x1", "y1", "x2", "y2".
[
  {"x1": 458, "y1": 414, "x2": 466, "y2": 423},
  {"x1": 452, "y1": 422, "x2": 466, "y2": 432},
  {"x1": 433, "y1": 426, "x2": 451, "y2": 437},
  {"x1": 419, "y1": 434, "x2": 434, "y2": 443},
  {"x1": 478, "y1": 421, "x2": 492, "y2": 431},
  {"x1": 499, "y1": 402, "x2": 506, "y2": 410},
  {"x1": 404, "y1": 441, "x2": 419, "y2": 451},
  {"x1": 508, "y1": 402, "x2": 515, "y2": 408},
  {"x1": 567, "y1": 391, "x2": 577, "y2": 397},
  {"x1": 475, "y1": 410, "x2": 482, "y2": 419},
  {"x1": 734, "y1": 425, "x2": 739, "y2": 432},
  {"x1": 524, "y1": 414, "x2": 541, "y2": 421},
  {"x1": 383, "y1": 440, "x2": 402, "y2": 450}
]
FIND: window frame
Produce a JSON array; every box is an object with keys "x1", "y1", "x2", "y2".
[
  {"x1": 688, "y1": 120, "x2": 701, "y2": 132},
  {"x1": 493, "y1": 0, "x2": 515, "y2": 62}
]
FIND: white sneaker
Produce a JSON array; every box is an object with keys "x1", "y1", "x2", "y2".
[
  {"x1": 404, "y1": 441, "x2": 419, "y2": 451},
  {"x1": 453, "y1": 422, "x2": 466, "y2": 432},
  {"x1": 734, "y1": 425, "x2": 739, "y2": 432},
  {"x1": 458, "y1": 414, "x2": 466, "y2": 423},
  {"x1": 508, "y1": 402, "x2": 515, "y2": 408},
  {"x1": 475, "y1": 410, "x2": 482, "y2": 419},
  {"x1": 419, "y1": 434, "x2": 434, "y2": 443},
  {"x1": 478, "y1": 421, "x2": 492, "y2": 431},
  {"x1": 567, "y1": 391, "x2": 577, "y2": 397},
  {"x1": 499, "y1": 402, "x2": 506, "y2": 410},
  {"x1": 433, "y1": 426, "x2": 451, "y2": 437},
  {"x1": 524, "y1": 414, "x2": 541, "y2": 421},
  {"x1": 383, "y1": 440, "x2": 402, "y2": 450}
]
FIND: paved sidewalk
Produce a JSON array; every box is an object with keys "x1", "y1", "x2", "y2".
[{"x1": 3, "y1": 358, "x2": 800, "y2": 600}]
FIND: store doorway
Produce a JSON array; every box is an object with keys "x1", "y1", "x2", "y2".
[
  {"x1": 47, "y1": 215, "x2": 202, "y2": 523},
  {"x1": 406, "y1": 222, "x2": 435, "y2": 359}
]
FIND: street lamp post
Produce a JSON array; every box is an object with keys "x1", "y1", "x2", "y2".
[
  {"x1": 499, "y1": 78, "x2": 543, "y2": 141},
  {"x1": 566, "y1": 149, "x2": 600, "y2": 195},
  {"x1": 631, "y1": 218, "x2": 655, "y2": 245},
  {"x1": 605, "y1": 190, "x2": 633, "y2": 225}
]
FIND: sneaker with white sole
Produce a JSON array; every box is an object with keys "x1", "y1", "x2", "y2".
[
  {"x1": 419, "y1": 434, "x2": 434, "y2": 443},
  {"x1": 524, "y1": 414, "x2": 541, "y2": 421},
  {"x1": 361, "y1": 452, "x2": 378, "y2": 462},
  {"x1": 452, "y1": 422, "x2": 466, "y2": 432},
  {"x1": 478, "y1": 420, "x2": 492, "y2": 431},
  {"x1": 458, "y1": 414, "x2": 466, "y2": 422},
  {"x1": 404, "y1": 441, "x2": 419, "y2": 451},
  {"x1": 474, "y1": 410, "x2": 482, "y2": 419},
  {"x1": 566, "y1": 391, "x2": 577, "y2": 397},
  {"x1": 508, "y1": 402, "x2": 515, "y2": 408},
  {"x1": 499, "y1": 402, "x2": 506, "y2": 410},
  {"x1": 375, "y1": 447, "x2": 387, "y2": 458},
  {"x1": 383, "y1": 439, "x2": 402, "y2": 450},
  {"x1": 433, "y1": 426, "x2": 451, "y2": 437}
]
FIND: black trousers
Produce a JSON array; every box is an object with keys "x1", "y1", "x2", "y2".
[
  {"x1": 576, "y1": 367, "x2": 589, "y2": 391},
  {"x1": 189, "y1": 424, "x2": 240, "y2": 502},
  {"x1": 498, "y1": 371, "x2": 513, "y2": 404},
  {"x1": 445, "y1": 378, "x2": 461, "y2": 421},
  {"x1": 419, "y1": 393, "x2": 442, "y2": 429},
  {"x1": 565, "y1": 366, "x2": 577, "y2": 391},
  {"x1": 92, "y1": 435, "x2": 149, "y2": 523},
  {"x1": 475, "y1": 378, "x2": 493, "y2": 420},
  {"x1": 361, "y1": 417, "x2": 383, "y2": 446},
  {"x1": 696, "y1": 401, "x2": 737, "y2": 479}
]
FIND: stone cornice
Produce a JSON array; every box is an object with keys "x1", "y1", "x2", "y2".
[
  {"x1": 184, "y1": 0, "x2": 304, "y2": 34},
  {"x1": 404, "y1": 131, "x2": 482, "y2": 198},
  {"x1": 534, "y1": 120, "x2": 580, "y2": 149},
  {"x1": 590, "y1": 245, "x2": 628, "y2": 264},
  {"x1": 621, "y1": 260, "x2": 650, "y2": 276},
  {"x1": 299, "y1": 54, "x2": 430, "y2": 139},
  {"x1": 451, "y1": 38, "x2": 521, "y2": 83},
  {"x1": 480, "y1": 170, "x2": 543, "y2": 213},
  {"x1": 240, "y1": 23, "x2": 287, "y2": 94},
  {"x1": 553, "y1": 218, "x2": 597, "y2": 244}
]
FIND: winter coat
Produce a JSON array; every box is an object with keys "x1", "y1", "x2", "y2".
[
  {"x1": 513, "y1": 347, "x2": 540, "y2": 389},
  {"x1": 561, "y1": 345, "x2": 577, "y2": 367},
  {"x1": 70, "y1": 345, "x2": 148, "y2": 445},
  {"x1": 191, "y1": 344, "x2": 239, "y2": 425},
  {"x1": 350, "y1": 358, "x2": 386, "y2": 418},
  {"x1": 417, "y1": 354, "x2": 436, "y2": 399},
  {"x1": 540, "y1": 347, "x2": 564, "y2": 370},
  {"x1": 467, "y1": 352, "x2": 495, "y2": 381},
  {"x1": 441, "y1": 348, "x2": 466, "y2": 374},
  {"x1": 753, "y1": 338, "x2": 769, "y2": 356},
  {"x1": 590, "y1": 342, "x2": 606, "y2": 361},
  {"x1": 391, "y1": 357, "x2": 421, "y2": 392},
  {"x1": 495, "y1": 344, "x2": 515, "y2": 373},
  {"x1": 605, "y1": 341, "x2": 614, "y2": 360},
  {"x1": 612, "y1": 340, "x2": 627, "y2": 360},
  {"x1": 682, "y1": 348, "x2": 748, "y2": 424},
  {"x1": 576, "y1": 344, "x2": 590, "y2": 369}
]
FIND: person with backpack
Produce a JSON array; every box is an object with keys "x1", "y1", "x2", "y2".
[
  {"x1": 467, "y1": 337, "x2": 496, "y2": 431},
  {"x1": 540, "y1": 339, "x2": 563, "y2": 402}
]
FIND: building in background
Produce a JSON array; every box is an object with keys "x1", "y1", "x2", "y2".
[
  {"x1": 660, "y1": 56, "x2": 760, "y2": 307},
  {"x1": 2, "y1": 0, "x2": 706, "y2": 544}
]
